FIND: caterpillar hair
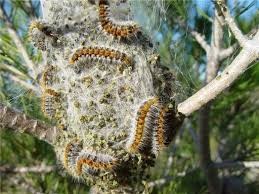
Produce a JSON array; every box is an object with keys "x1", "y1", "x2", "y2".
[
  {"x1": 98, "y1": 0, "x2": 139, "y2": 39},
  {"x1": 69, "y1": 46, "x2": 132, "y2": 66},
  {"x1": 150, "y1": 104, "x2": 167, "y2": 156},
  {"x1": 126, "y1": 97, "x2": 159, "y2": 154},
  {"x1": 29, "y1": 20, "x2": 55, "y2": 37},
  {"x1": 63, "y1": 139, "x2": 83, "y2": 172},
  {"x1": 152, "y1": 104, "x2": 183, "y2": 156},
  {"x1": 40, "y1": 65, "x2": 55, "y2": 90},
  {"x1": 41, "y1": 88, "x2": 60, "y2": 118},
  {"x1": 76, "y1": 150, "x2": 117, "y2": 176}
]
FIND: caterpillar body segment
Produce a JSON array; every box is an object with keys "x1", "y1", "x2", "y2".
[
  {"x1": 29, "y1": 20, "x2": 56, "y2": 37},
  {"x1": 63, "y1": 139, "x2": 83, "y2": 172},
  {"x1": 63, "y1": 140, "x2": 117, "y2": 177},
  {"x1": 150, "y1": 105, "x2": 169, "y2": 156},
  {"x1": 40, "y1": 65, "x2": 55, "y2": 90},
  {"x1": 98, "y1": 0, "x2": 139, "y2": 39},
  {"x1": 126, "y1": 97, "x2": 183, "y2": 157},
  {"x1": 159, "y1": 107, "x2": 182, "y2": 147},
  {"x1": 70, "y1": 46, "x2": 132, "y2": 65},
  {"x1": 126, "y1": 97, "x2": 159, "y2": 154},
  {"x1": 76, "y1": 150, "x2": 117, "y2": 176},
  {"x1": 41, "y1": 88, "x2": 60, "y2": 118}
]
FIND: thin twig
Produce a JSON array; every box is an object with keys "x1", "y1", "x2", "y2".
[
  {"x1": 147, "y1": 169, "x2": 195, "y2": 188},
  {"x1": 6, "y1": 26, "x2": 36, "y2": 79},
  {"x1": 0, "y1": 164, "x2": 55, "y2": 173},
  {"x1": 9, "y1": 176, "x2": 43, "y2": 194},
  {"x1": 191, "y1": 31, "x2": 210, "y2": 53},
  {"x1": 187, "y1": 126, "x2": 200, "y2": 153},
  {"x1": 216, "y1": 1, "x2": 248, "y2": 47},
  {"x1": 219, "y1": 43, "x2": 238, "y2": 61},
  {"x1": 214, "y1": 161, "x2": 259, "y2": 169}
]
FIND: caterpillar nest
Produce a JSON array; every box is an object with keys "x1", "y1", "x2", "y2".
[{"x1": 31, "y1": 0, "x2": 184, "y2": 193}]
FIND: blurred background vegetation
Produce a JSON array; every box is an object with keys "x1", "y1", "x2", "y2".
[{"x1": 0, "y1": 0, "x2": 258, "y2": 193}]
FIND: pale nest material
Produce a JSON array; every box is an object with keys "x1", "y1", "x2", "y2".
[{"x1": 30, "y1": 0, "x2": 183, "y2": 193}]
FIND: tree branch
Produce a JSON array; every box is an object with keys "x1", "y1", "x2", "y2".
[
  {"x1": 214, "y1": 161, "x2": 259, "y2": 169},
  {"x1": 198, "y1": 10, "x2": 224, "y2": 194},
  {"x1": 0, "y1": 103, "x2": 60, "y2": 144},
  {"x1": 0, "y1": 164, "x2": 55, "y2": 173},
  {"x1": 191, "y1": 31, "x2": 210, "y2": 53},
  {"x1": 219, "y1": 43, "x2": 238, "y2": 61},
  {"x1": 216, "y1": 1, "x2": 248, "y2": 47},
  {"x1": 178, "y1": 31, "x2": 259, "y2": 116}
]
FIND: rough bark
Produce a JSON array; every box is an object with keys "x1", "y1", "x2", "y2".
[{"x1": 0, "y1": 103, "x2": 59, "y2": 144}]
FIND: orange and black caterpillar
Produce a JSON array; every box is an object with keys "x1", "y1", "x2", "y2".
[
  {"x1": 41, "y1": 88, "x2": 60, "y2": 118},
  {"x1": 63, "y1": 139, "x2": 82, "y2": 171},
  {"x1": 29, "y1": 20, "x2": 56, "y2": 37},
  {"x1": 99, "y1": 0, "x2": 139, "y2": 39},
  {"x1": 126, "y1": 97, "x2": 159, "y2": 154},
  {"x1": 151, "y1": 104, "x2": 180, "y2": 156},
  {"x1": 126, "y1": 97, "x2": 183, "y2": 156},
  {"x1": 63, "y1": 140, "x2": 117, "y2": 176},
  {"x1": 69, "y1": 46, "x2": 132, "y2": 68},
  {"x1": 76, "y1": 150, "x2": 117, "y2": 175},
  {"x1": 40, "y1": 65, "x2": 55, "y2": 90}
]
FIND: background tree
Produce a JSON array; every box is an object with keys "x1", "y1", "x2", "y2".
[{"x1": 0, "y1": 0, "x2": 258, "y2": 193}]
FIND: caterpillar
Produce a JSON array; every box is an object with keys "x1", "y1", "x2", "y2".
[
  {"x1": 69, "y1": 46, "x2": 132, "y2": 72},
  {"x1": 40, "y1": 65, "x2": 55, "y2": 90},
  {"x1": 126, "y1": 97, "x2": 159, "y2": 154},
  {"x1": 70, "y1": 46, "x2": 131, "y2": 65},
  {"x1": 29, "y1": 20, "x2": 55, "y2": 37},
  {"x1": 76, "y1": 150, "x2": 117, "y2": 176},
  {"x1": 150, "y1": 105, "x2": 168, "y2": 156},
  {"x1": 63, "y1": 139, "x2": 82, "y2": 172},
  {"x1": 41, "y1": 88, "x2": 60, "y2": 118},
  {"x1": 126, "y1": 97, "x2": 182, "y2": 156},
  {"x1": 151, "y1": 103, "x2": 183, "y2": 156},
  {"x1": 29, "y1": 20, "x2": 59, "y2": 51},
  {"x1": 98, "y1": 0, "x2": 139, "y2": 39}
]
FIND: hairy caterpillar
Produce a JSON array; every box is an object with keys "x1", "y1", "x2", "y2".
[
  {"x1": 98, "y1": 0, "x2": 139, "y2": 39},
  {"x1": 70, "y1": 46, "x2": 132, "y2": 65},
  {"x1": 40, "y1": 65, "x2": 55, "y2": 90},
  {"x1": 29, "y1": 20, "x2": 56, "y2": 37},
  {"x1": 126, "y1": 97, "x2": 182, "y2": 156},
  {"x1": 63, "y1": 139, "x2": 82, "y2": 172},
  {"x1": 76, "y1": 150, "x2": 117, "y2": 176},
  {"x1": 41, "y1": 88, "x2": 60, "y2": 118},
  {"x1": 126, "y1": 97, "x2": 159, "y2": 154},
  {"x1": 150, "y1": 105, "x2": 169, "y2": 156},
  {"x1": 64, "y1": 140, "x2": 117, "y2": 176}
]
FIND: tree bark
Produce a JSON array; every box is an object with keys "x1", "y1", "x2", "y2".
[{"x1": 0, "y1": 103, "x2": 59, "y2": 144}]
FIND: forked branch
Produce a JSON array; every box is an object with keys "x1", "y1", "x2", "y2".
[{"x1": 178, "y1": 9, "x2": 259, "y2": 116}]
